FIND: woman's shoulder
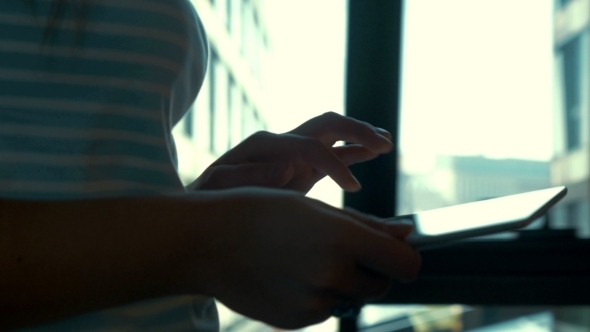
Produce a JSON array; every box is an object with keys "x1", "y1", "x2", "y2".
[
  {"x1": 0, "y1": 0, "x2": 209, "y2": 200},
  {"x1": 0, "y1": 1, "x2": 207, "y2": 48}
]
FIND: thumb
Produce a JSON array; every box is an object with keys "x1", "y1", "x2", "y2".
[
  {"x1": 196, "y1": 162, "x2": 294, "y2": 190},
  {"x1": 342, "y1": 208, "x2": 414, "y2": 241}
]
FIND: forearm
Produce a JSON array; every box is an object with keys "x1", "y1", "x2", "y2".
[{"x1": 0, "y1": 194, "x2": 218, "y2": 330}]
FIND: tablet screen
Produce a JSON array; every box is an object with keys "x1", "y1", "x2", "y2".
[{"x1": 412, "y1": 186, "x2": 566, "y2": 236}]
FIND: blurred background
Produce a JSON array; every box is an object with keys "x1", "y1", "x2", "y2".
[{"x1": 173, "y1": 0, "x2": 590, "y2": 330}]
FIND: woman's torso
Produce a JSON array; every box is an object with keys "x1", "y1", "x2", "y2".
[
  {"x1": 0, "y1": 1, "x2": 217, "y2": 330},
  {"x1": 0, "y1": 0, "x2": 208, "y2": 199}
]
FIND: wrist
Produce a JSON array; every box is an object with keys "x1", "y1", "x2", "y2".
[{"x1": 159, "y1": 191, "x2": 253, "y2": 297}]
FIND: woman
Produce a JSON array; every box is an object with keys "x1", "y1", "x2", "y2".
[{"x1": 0, "y1": 0, "x2": 421, "y2": 331}]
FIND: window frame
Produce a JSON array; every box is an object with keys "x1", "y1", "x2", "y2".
[{"x1": 342, "y1": 2, "x2": 590, "y2": 331}]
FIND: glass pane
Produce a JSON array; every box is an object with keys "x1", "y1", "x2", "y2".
[
  {"x1": 173, "y1": 0, "x2": 347, "y2": 330},
  {"x1": 396, "y1": 0, "x2": 586, "y2": 237},
  {"x1": 360, "y1": 1, "x2": 590, "y2": 331},
  {"x1": 173, "y1": 0, "x2": 347, "y2": 207}
]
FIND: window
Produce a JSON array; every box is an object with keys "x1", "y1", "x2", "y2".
[
  {"x1": 345, "y1": 0, "x2": 590, "y2": 331},
  {"x1": 209, "y1": 50, "x2": 217, "y2": 154},
  {"x1": 195, "y1": 69, "x2": 212, "y2": 152},
  {"x1": 562, "y1": 36, "x2": 582, "y2": 151},
  {"x1": 226, "y1": 0, "x2": 232, "y2": 31},
  {"x1": 228, "y1": 76, "x2": 242, "y2": 148},
  {"x1": 396, "y1": 0, "x2": 560, "y2": 231},
  {"x1": 239, "y1": 0, "x2": 247, "y2": 55},
  {"x1": 183, "y1": 105, "x2": 193, "y2": 138},
  {"x1": 213, "y1": 58, "x2": 229, "y2": 155},
  {"x1": 173, "y1": 0, "x2": 590, "y2": 331},
  {"x1": 559, "y1": 0, "x2": 575, "y2": 8},
  {"x1": 175, "y1": 1, "x2": 347, "y2": 329},
  {"x1": 215, "y1": 0, "x2": 228, "y2": 29}
]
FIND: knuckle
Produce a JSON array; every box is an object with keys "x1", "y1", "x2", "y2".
[
  {"x1": 273, "y1": 316, "x2": 306, "y2": 330},
  {"x1": 273, "y1": 298, "x2": 331, "y2": 330},
  {"x1": 280, "y1": 313, "x2": 329, "y2": 330},
  {"x1": 247, "y1": 130, "x2": 272, "y2": 142},
  {"x1": 301, "y1": 136, "x2": 325, "y2": 150},
  {"x1": 358, "y1": 122, "x2": 377, "y2": 136},
  {"x1": 314, "y1": 269, "x2": 337, "y2": 289},
  {"x1": 209, "y1": 165, "x2": 231, "y2": 179},
  {"x1": 314, "y1": 263, "x2": 349, "y2": 291},
  {"x1": 321, "y1": 111, "x2": 340, "y2": 120},
  {"x1": 303, "y1": 301, "x2": 333, "y2": 325},
  {"x1": 299, "y1": 135, "x2": 316, "y2": 144},
  {"x1": 197, "y1": 166, "x2": 232, "y2": 190},
  {"x1": 199, "y1": 167, "x2": 217, "y2": 183},
  {"x1": 297, "y1": 136, "x2": 320, "y2": 151}
]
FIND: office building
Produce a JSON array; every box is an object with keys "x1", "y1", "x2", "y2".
[
  {"x1": 551, "y1": 0, "x2": 590, "y2": 237},
  {"x1": 399, "y1": 155, "x2": 550, "y2": 215},
  {"x1": 172, "y1": 0, "x2": 271, "y2": 184}
]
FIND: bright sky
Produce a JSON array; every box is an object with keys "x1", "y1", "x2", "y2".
[
  {"x1": 400, "y1": 0, "x2": 554, "y2": 166},
  {"x1": 260, "y1": 0, "x2": 347, "y2": 132},
  {"x1": 261, "y1": 0, "x2": 554, "y2": 176},
  {"x1": 260, "y1": 0, "x2": 347, "y2": 212}
]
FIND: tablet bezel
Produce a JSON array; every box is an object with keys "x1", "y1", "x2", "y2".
[{"x1": 389, "y1": 186, "x2": 568, "y2": 249}]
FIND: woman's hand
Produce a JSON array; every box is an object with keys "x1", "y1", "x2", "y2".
[
  {"x1": 179, "y1": 188, "x2": 420, "y2": 329},
  {"x1": 189, "y1": 112, "x2": 393, "y2": 193}
]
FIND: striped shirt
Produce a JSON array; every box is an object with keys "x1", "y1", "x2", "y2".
[{"x1": 1, "y1": 0, "x2": 218, "y2": 331}]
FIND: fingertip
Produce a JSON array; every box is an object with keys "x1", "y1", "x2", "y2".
[
  {"x1": 378, "y1": 134, "x2": 394, "y2": 151},
  {"x1": 345, "y1": 186, "x2": 362, "y2": 193},
  {"x1": 346, "y1": 176, "x2": 362, "y2": 192},
  {"x1": 398, "y1": 242, "x2": 423, "y2": 281},
  {"x1": 388, "y1": 224, "x2": 414, "y2": 240},
  {"x1": 353, "y1": 231, "x2": 422, "y2": 282},
  {"x1": 371, "y1": 134, "x2": 394, "y2": 154},
  {"x1": 335, "y1": 172, "x2": 362, "y2": 192},
  {"x1": 384, "y1": 236, "x2": 422, "y2": 281},
  {"x1": 401, "y1": 251, "x2": 422, "y2": 282},
  {"x1": 376, "y1": 127, "x2": 393, "y2": 140}
]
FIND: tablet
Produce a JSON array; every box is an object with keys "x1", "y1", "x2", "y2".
[{"x1": 388, "y1": 186, "x2": 567, "y2": 249}]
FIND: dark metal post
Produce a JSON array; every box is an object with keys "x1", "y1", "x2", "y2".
[
  {"x1": 341, "y1": 1, "x2": 404, "y2": 331},
  {"x1": 344, "y1": 0, "x2": 404, "y2": 219}
]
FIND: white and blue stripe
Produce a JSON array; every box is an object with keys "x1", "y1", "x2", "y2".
[
  {"x1": 0, "y1": 0, "x2": 208, "y2": 199},
  {"x1": 1, "y1": 0, "x2": 217, "y2": 330}
]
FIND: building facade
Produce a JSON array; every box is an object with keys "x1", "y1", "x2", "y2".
[
  {"x1": 172, "y1": 0, "x2": 271, "y2": 184},
  {"x1": 170, "y1": 1, "x2": 282, "y2": 330},
  {"x1": 399, "y1": 155, "x2": 551, "y2": 216},
  {"x1": 551, "y1": 0, "x2": 590, "y2": 237}
]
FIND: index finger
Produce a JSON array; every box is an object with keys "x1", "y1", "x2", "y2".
[
  {"x1": 215, "y1": 132, "x2": 363, "y2": 191},
  {"x1": 290, "y1": 112, "x2": 393, "y2": 153}
]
